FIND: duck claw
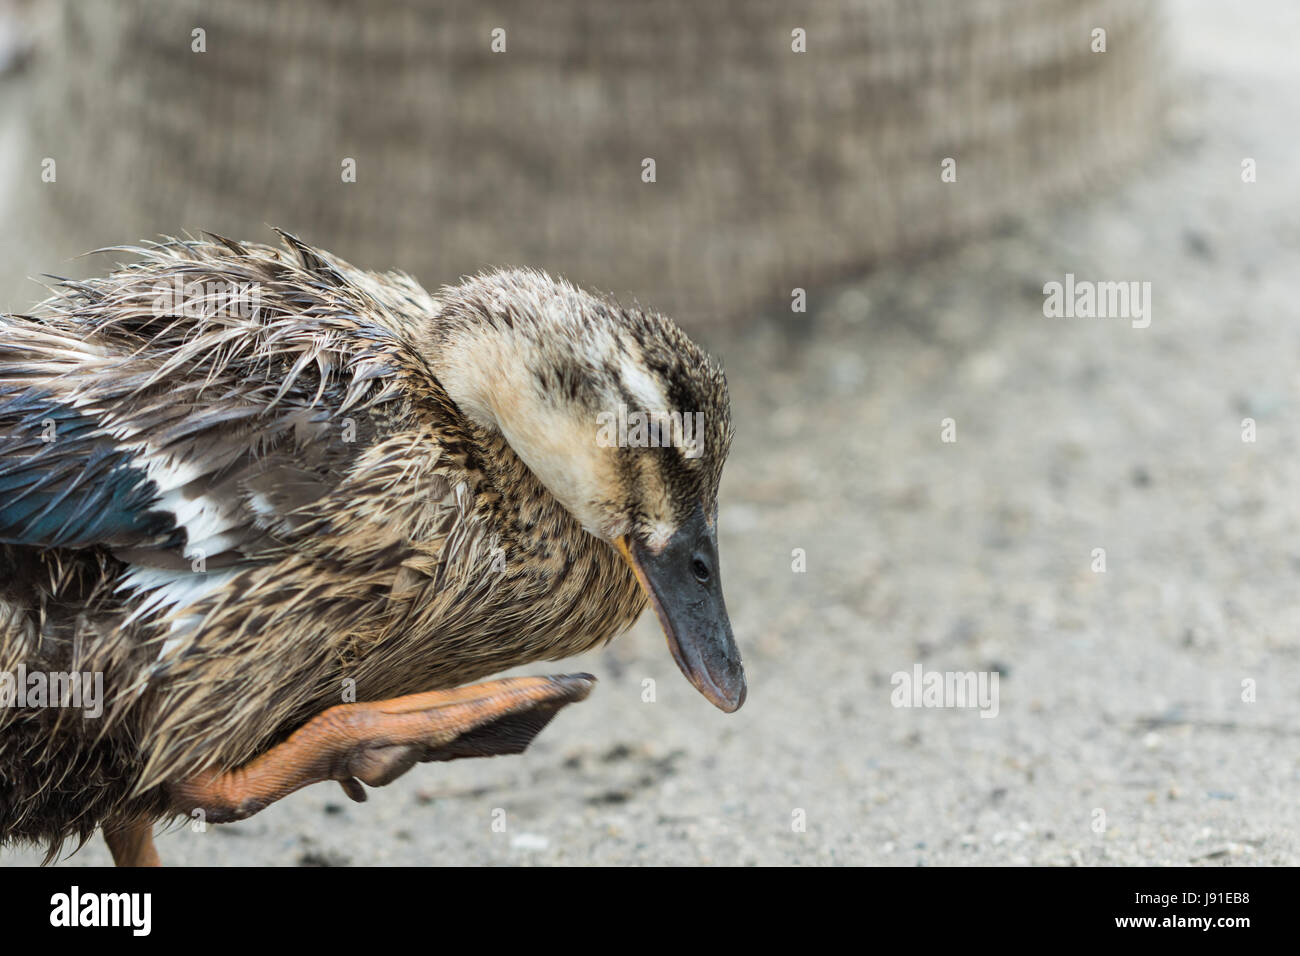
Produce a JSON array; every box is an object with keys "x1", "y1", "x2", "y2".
[{"x1": 338, "y1": 776, "x2": 367, "y2": 803}]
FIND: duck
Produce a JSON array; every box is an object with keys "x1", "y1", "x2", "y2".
[{"x1": 0, "y1": 231, "x2": 744, "y2": 866}]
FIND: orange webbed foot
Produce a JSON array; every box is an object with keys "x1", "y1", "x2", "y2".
[{"x1": 167, "y1": 673, "x2": 594, "y2": 825}]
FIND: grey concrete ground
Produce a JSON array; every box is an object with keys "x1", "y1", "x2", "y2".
[{"x1": 5, "y1": 1, "x2": 1300, "y2": 865}]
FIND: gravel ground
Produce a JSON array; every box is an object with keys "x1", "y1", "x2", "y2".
[{"x1": 6, "y1": 0, "x2": 1300, "y2": 866}]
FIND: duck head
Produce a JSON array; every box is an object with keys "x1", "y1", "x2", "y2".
[{"x1": 429, "y1": 269, "x2": 745, "y2": 712}]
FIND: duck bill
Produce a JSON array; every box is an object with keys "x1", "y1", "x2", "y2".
[{"x1": 615, "y1": 507, "x2": 746, "y2": 713}]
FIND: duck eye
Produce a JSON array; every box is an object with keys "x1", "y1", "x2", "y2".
[{"x1": 691, "y1": 557, "x2": 710, "y2": 583}]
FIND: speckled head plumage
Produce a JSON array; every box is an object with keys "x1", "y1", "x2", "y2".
[{"x1": 425, "y1": 268, "x2": 734, "y2": 548}]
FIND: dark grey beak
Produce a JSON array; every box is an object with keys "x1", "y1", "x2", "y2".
[{"x1": 616, "y1": 504, "x2": 746, "y2": 712}]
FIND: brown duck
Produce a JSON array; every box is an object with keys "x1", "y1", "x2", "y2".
[{"x1": 0, "y1": 232, "x2": 744, "y2": 865}]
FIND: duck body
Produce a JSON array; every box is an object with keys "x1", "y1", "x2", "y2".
[{"x1": 0, "y1": 233, "x2": 738, "y2": 860}]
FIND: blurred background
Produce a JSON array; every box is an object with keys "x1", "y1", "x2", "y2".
[
  {"x1": 3, "y1": 0, "x2": 1298, "y2": 865},
  {"x1": 0, "y1": 0, "x2": 1162, "y2": 321}
]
